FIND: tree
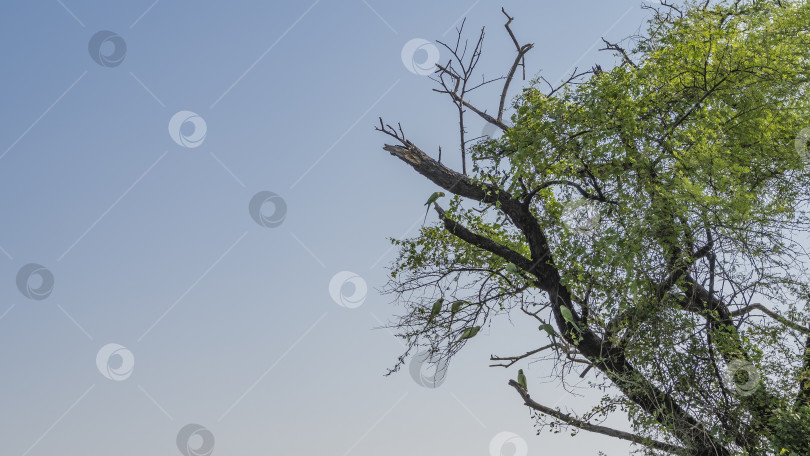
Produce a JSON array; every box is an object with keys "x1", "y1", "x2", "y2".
[{"x1": 378, "y1": 1, "x2": 810, "y2": 454}]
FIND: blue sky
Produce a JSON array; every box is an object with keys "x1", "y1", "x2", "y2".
[{"x1": 0, "y1": 1, "x2": 664, "y2": 454}]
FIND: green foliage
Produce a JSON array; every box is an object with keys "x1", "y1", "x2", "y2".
[{"x1": 384, "y1": 1, "x2": 810, "y2": 453}]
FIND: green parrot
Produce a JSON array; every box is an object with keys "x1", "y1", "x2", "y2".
[
  {"x1": 539, "y1": 323, "x2": 557, "y2": 343},
  {"x1": 458, "y1": 326, "x2": 481, "y2": 341},
  {"x1": 539, "y1": 323, "x2": 560, "y2": 356},
  {"x1": 517, "y1": 369, "x2": 527, "y2": 391},
  {"x1": 505, "y1": 262, "x2": 519, "y2": 274},
  {"x1": 448, "y1": 300, "x2": 471, "y2": 325},
  {"x1": 423, "y1": 191, "x2": 446, "y2": 223},
  {"x1": 559, "y1": 306, "x2": 582, "y2": 334},
  {"x1": 427, "y1": 298, "x2": 443, "y2": 324}
]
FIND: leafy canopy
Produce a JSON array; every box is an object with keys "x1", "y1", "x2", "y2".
[{"x1": 384, "y1": 1, "x2": 810, "y2": 454}]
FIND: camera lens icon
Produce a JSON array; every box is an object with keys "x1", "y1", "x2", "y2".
[
  {"x1": 96, "y1": 343, "x2": 135, "y2": 381},
  {"x1": 489, "y1": 431, "x2": 528, "y2": 456},
  {"x1": 409, "y1": 350, "x2": 449, "y2": 388},
  {"x1": 560, "y1": 199, "x2": 600, "y2": 236},
  {"x1": 88, "y1": 31, "x2": 127, "y2": 68},
  {"x1": 248, "y1": 191, "x2": 287, "y2": 228},
  {"x1": 401, "y1": 38, "x2": 440, "y2": 76},
  {"x1": 796, "y1": 127, "x2": 810, "y2": 164},
  {"x1": 723, "y1": 359, "x2": 761, "y2": 396},
  {"x1": 16, "y1": 263, "x2": 54, "y2": 300},
  {"x1": 169, "y1": 111, "x2": 207, "y2": 148},
  {"x1": 177, "y1": 424, "x2": 215, "y2": 456},
  {"x1": 329, "y1": 271, "x2": 367, "y2": 309},
  {"x1": 482, "y1": 122, "x2": 505, "y2": 140}
]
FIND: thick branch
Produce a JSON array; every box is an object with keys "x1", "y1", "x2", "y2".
[
  {"x1": 383, "y1": 143, "x2": 497, "y2": 202},
  {"x1": 381, "y1": 140, "x2": 555, "y2": 283},
  {"x1": 382, "y1": 136, "x2": 731, "y2": 453},
  {"x1": 507, "y1": 380, "x2": 687, "y2": 455},
  {"x1": 730, "y1": 303, "x2": 810, "y2": 336},
  {"x1": 798, "y1": 335, "x2": 810, "y2": 409},
  {"x1": 681, "y1": 276, "x2": 782, "y2": 440},
  {"x1": 434, "y1": 204, "x2": 536, "y2": 275},
  {"x1": 498, "y1": 8, "x2": 534, "y2": 123}
]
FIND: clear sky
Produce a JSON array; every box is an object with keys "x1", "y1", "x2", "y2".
[{"x1": 0, "y1": 1, "x2": 665, "y2": 455}]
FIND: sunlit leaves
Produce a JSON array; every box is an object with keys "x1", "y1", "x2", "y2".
[{"x1": 385, "y1": 1, "x2": 810, "y2": 452}]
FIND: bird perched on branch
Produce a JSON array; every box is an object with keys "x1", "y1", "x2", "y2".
[
  {"x1": 539, "y1": 323, "x2": 560, "y2": 356},
  {"x1": 424, "y1": 192, "x2": 445, "y2": 223},
  {"x1": 517, "y1": 369, "x2": 527, "y2": 391},
  {"x1": 458, "y1": 326, "x2": 481, "y2": 341},
  {"x1": 427, "y1": 298, "x2": 443, "y2": 325},
  {"x1": 560, "y1": 306, "x2": 582, "y2": 334},
  {"x1": 449, "y1": 300, "x2": 465, "y2": 325}
]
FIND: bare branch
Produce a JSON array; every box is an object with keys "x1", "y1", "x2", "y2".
[
  {"x1": 498, "y1": 8, "x2": 534, "y2": 123},
  {"x1": 507, "y1": 380, "x2": 688, "y2": 455},
  {"x1": 599, "y1": 37, "x2": 638, "y2": 68},
  {"x1": 433, "y1": 21, "x2": 488, "y2": 175},
  {"x1": 524, "y1": 179, "x2": 618, "y2": 207},
  {"x1": 730, "y1": 303, "x2": 810, "y2": 336},
  {"x1": 490, "y1": 344, "x2": 555, "y2": 368}
]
